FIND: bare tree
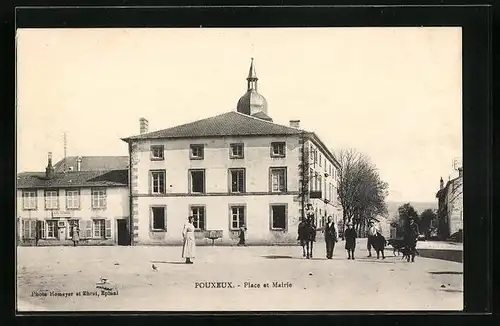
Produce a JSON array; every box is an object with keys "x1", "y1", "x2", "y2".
[{"x1": 336, "y1": 149, "x2": 388, "y2": 238}]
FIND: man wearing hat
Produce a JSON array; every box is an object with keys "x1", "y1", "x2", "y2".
[
  {"x1": 323, "y1": 216, "x2": 338, "y2": 259},
  {"x1": 344, "y1": 221, "x2": 357, "y2": 259},
  {"x1": 366, "y1": 220, "x2": 380, "y2": 257},
  {"x1": 405, "y1": 217, "x2": 420, "y2": 262}
]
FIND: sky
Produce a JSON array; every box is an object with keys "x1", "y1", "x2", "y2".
[{"x1": 16, "y1": 27, "x2": 462, "y2": 203}]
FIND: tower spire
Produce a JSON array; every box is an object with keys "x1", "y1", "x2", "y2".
[{"x1": 247, "y1": 58, "x2": 258, "y2": 91}]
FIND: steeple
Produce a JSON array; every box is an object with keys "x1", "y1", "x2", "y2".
[
  {"x1": 45, "y1": 152, "x2": 55, "y2": 179},
  {"x1": 247, "y1": 58, "x2": 258, "y2": 91},
  {"x1": 440, "y1": 177, "x2": 444, "y2": 189},
  {"x1": 236, "y1": 58, "x2": 270, "y2": 120}
]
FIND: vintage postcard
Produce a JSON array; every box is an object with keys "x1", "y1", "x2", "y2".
[{"x1": 16, "y1": 27, "x2": 463, "y2": 311}]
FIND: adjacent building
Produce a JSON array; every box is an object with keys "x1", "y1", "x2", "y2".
[
  {"x1": 435, "y1": 167, "x2": 463, "y2": 240},
  {"x1": 16, "y1": 154, "x2": 130, "y2": 246},
  {"x1": 121, "y1": 59, "x2": 342, "y2": 245}
]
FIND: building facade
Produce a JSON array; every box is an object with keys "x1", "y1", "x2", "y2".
[
  {"x1": 122, "y1": 60, "x2": 342, "y2": 245},
  {"x1": 436, "y1": 167, "x2": 463, "y2": 239},
  {"x1": 16, "y1": 154, "x2": 130, "y2": 246}
]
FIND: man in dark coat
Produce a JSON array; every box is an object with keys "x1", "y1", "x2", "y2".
[
  {"x1": 405, "y1": 218, "x2": 420, "y2": 262},
  {"x1": 344, "y1": 222, "x2": 357, "y2": 260},
  {"x1": 324, "y1": 216, "x2": 338, "y2": 259}
]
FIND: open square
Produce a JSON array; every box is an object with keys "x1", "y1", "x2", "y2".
[{"x1": 17, "y1": 240, "x2": 463, "y2": 311}]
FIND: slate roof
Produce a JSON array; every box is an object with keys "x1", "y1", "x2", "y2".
[
  {"x1": 251, "y1": 111, "x2": 273, "y2": 122},
  {"x1": 17, "y1": 170, "x2": 128, "y2": 189},
  {"x1": 53, "y1": 156, "x2": 129, "y2": 172},
  {"x1": 121, "y1": 111, "x2": 304, "y2": 141},
  {"x1": 121, "y1": 111, "x2": 341, "y2": 168}
]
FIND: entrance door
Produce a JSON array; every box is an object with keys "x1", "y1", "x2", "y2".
[{"x1": 117, "y1": 219, "x2": 130, "y2": 246}]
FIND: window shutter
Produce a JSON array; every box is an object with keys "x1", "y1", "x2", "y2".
[
  {"x1": 22, "y1": 220, "x2": 30, "y2": 239},
  {"x1": 30, "y1": 220, "x2": 37, "y2": 239},
  {"x1": 164, "y1": 209, "x2": 168, "y2": 231},
  {"x1": 105, "y1": 219, "x2": 112, "y2": 239},
  {"x1": 85, "y1": 221, "x2": 92, "y2": 239},
  {"x1": 40, "y1": 221, "x2": 46, "y2": 239}
]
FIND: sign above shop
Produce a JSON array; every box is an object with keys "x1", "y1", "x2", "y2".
[{"x1": 52, "y1": 211, "x2": 71, "y2": 218}]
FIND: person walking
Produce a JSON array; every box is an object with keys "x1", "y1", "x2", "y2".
[
  {"x1": 405, "y1": 218, "x2": 420, "y2": 262},
  {"x1": 182, "y1": 216, "x2": 196, "y2": 264},
  {"x1": 344, "y1": 222, "x2": 357, "y2": 260},
  {"x1": 324, "y1": 216, "x2": 338, "y2": 259},
  {"x1": 72, "y1": 225, "x2": 80, "y2": 247},
  {"x1": 238, "y1": 224, "x2": 247, "y2": 246},
  {"x1": 367, "y1": 220, "x2": 380, "y2": 257}
]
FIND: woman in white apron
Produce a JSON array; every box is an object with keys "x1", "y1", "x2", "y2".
[{"x1": 182, "y1": 216, "x2": 196, "y2": 264}]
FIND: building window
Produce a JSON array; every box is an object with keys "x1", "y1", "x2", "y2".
[
  {"x1": 270, "y1": 168, "x2": 287, "y2": 192},
  {"x1": 319, "y1": 153, "x2": 322, "y2": 167},
  {"x1": 270, "y1": 204, "x2": 287, "y2": 230},
  {"x1": 229, "y1": 169, "x2": 245, "y2": 193},
  {"x1": 150, "y1": 170, "x2": 166, "y2": 194},
  {"x1": 230, "y1": 143, "x2": 244, "y2": 159},
  {"x1": 150, "y1": 145, "x2": 164, "y2": 160},
  {"x1": 22, "y1": 190, "x2": 37, "y2": 210},
  {"x1": 151, "y1": 206, "x2": 167, "y2": 231},
  {"x1": 65, "y1": 189, "x2": 80, "y2": 210},
  {"x1": 47, "y1": 220, "x2": 58, "y2": 239},
  {"x1": 22, "y1": 220, "x2": 37, "y2": 239},
  {"x1": 91, "y1": 188, "x2": 107, "y2": 209},
  {"x1": 230, "y1": 206, "x2": 246, "y2": 230},
  {"x1": 92, "y1": 219, "x2": 111, "y2": 239},
  {"x1": 190, "y1": 144, "x2": 204, "y2": 160},
  {"x1": 44, "y1": 190, "x2": 59, "y2": 210},
  {"x1": 189, "y1": 170, "x2": 205, "y2": 194},
  {"x1": 270, "y1": 142, "x2": 286, "y2": 158},
  {"x1": 190, "y1": 206, "x2": 206, "y2": 230}
]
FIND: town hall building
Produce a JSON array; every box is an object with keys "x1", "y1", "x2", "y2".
[{"x1": 121, "y1": 59, "x2": 342, "y2": 245}]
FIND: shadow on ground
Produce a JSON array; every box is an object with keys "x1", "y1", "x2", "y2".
[
  {"x1": 417, "y1": 249, "x2": 463, "y2": 263},
  {"x1": 261, "y1": 255, "x2": 344, "y2": 261},
  {"x1": 428, "y1": 271, "x2": 463, "y2": 275}
]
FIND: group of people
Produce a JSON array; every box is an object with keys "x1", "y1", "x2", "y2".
[
  {"x1": 298, "y1": 203, "x2": 358, "y2": 260},
  {"x1": 179, "y1": 204, "x2": 421, "y2": 264}
]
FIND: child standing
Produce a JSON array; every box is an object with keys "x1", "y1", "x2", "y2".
[{"x1": 344, "y1": 222, "x2": 357, "y2": 260}]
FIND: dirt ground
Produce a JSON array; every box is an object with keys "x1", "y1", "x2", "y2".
[{"x1": 16, "y1": 239, "x2": 463, "y2": 311}]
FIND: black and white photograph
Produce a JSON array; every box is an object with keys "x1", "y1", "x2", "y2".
[{"x1": 16, "y1": 26, "x2": 464, "y2": 311}]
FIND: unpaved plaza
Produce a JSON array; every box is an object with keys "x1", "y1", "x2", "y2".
[{"x1": 17, "y1": 240, "x2": 463, "y2": 311}]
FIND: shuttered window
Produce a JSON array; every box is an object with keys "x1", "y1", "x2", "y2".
[
  {"x1": 91, "y1": 219, "x2": 112, "y2": 239},
  {"x1": 22, "y1": 220, "x2": 37, "y2": 239}
]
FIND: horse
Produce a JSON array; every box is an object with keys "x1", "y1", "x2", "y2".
[{"x1": 298, "y1": 218, "x2": 317, "y2": 259}]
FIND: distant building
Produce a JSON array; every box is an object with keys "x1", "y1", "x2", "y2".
[
  {"x1": 53, "y1": 156, "x2": 128, "y2": 172},
  {"x1": 121, "y1": 59, "x2": 342, "y2": 245},
  {"x1": 16, "y1": 153, "x2": 130, "y2": 246},
  {"x1": 435, "y1": 167, "x2": 463, "y2": 239}
]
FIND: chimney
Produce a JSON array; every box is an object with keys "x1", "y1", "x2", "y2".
[
  {"x1": 458, "y1": 167, "x2": 463, "y2": 178},
  {"x1": 45, "y1": 152, "x2": 55, "y2": 179},
  {"x1": 440, "y1": 177, "x2": 444, "y2": 189},
  {"x1": 76, "y1": 156, "x2": 82, "y2": 171},
  {"x1": 289, "y1": 120, "x2": 300, "y2": 129},
  {"x1": 139, "y1": 117, "x2": 149, "y2": 134}
]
